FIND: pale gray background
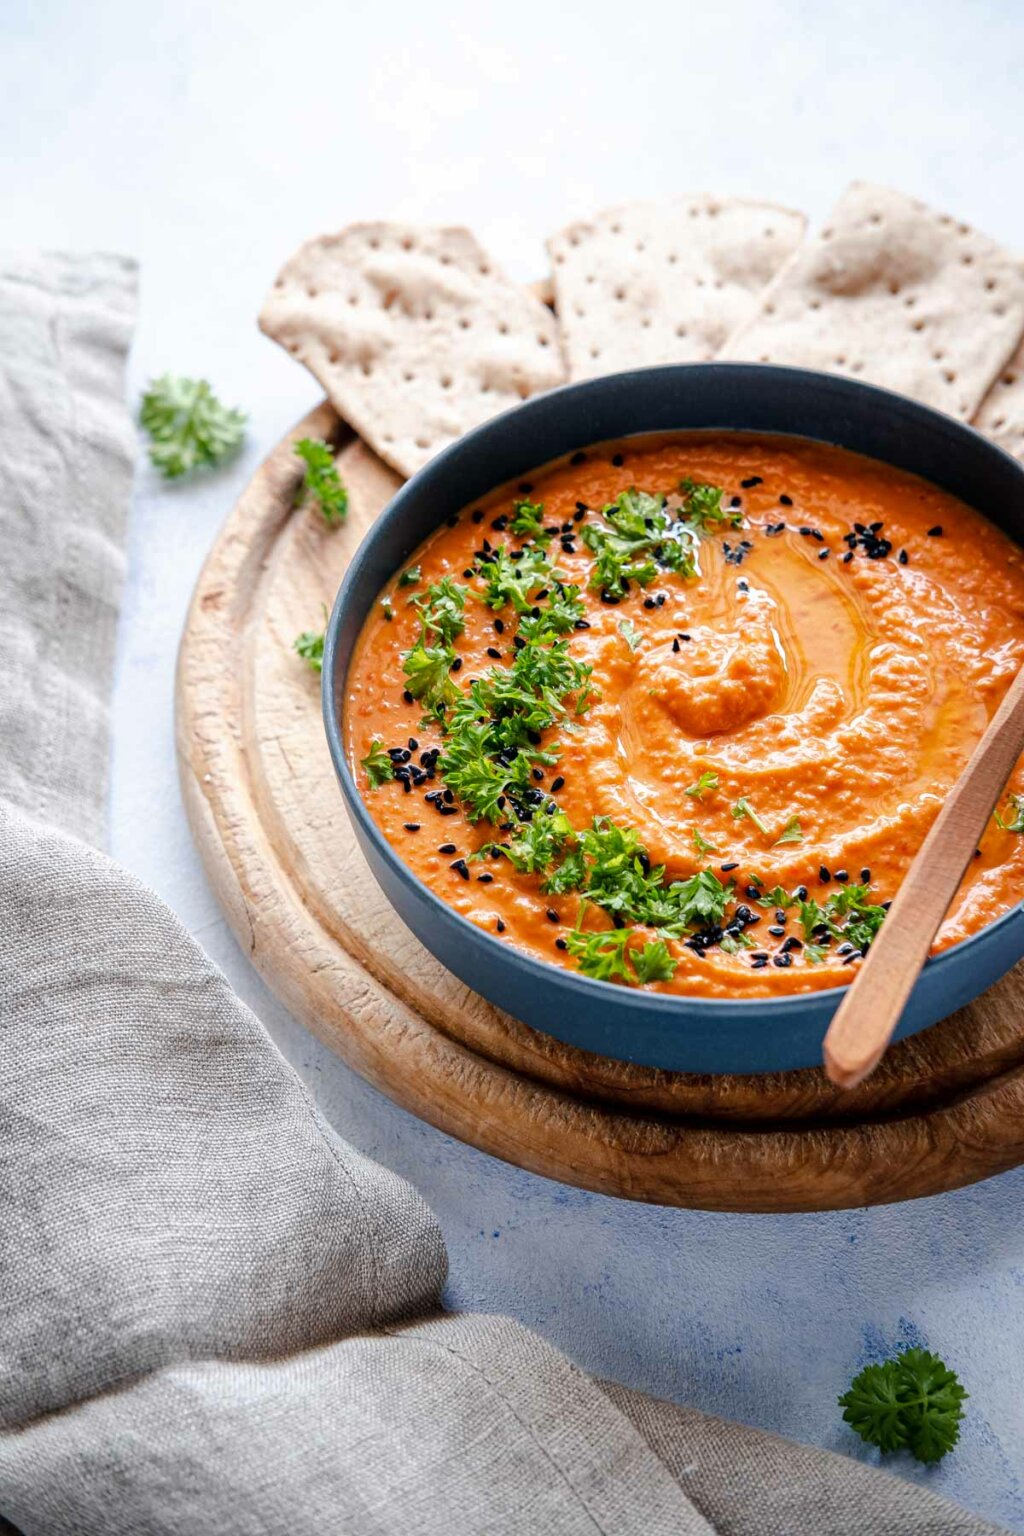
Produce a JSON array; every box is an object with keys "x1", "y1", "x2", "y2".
[{"x1": 4, "y1": 0, "x2": 1024, "y2": 1526}]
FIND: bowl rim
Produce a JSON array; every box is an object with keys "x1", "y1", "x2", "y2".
[{"x1": 322, "y1": 360, "x2": 1024, "y2": 1022}]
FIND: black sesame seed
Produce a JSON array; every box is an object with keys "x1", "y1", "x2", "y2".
[
  {"x1": 775, "y1": 908, "x2": 787, "y2": 924},
  {"x1": 446, "y1": 514, "x2": 459, "y2": 528},
  {"x1": 656, "y1": 594, "x2": 666, "y2": 606},
  {"x1": 818, "y1": 548, "x2": 830, "y2": 560},
  {"x1": 450, "y1": 859, "x2": 470, "y2": 879},
  {"x1": 842, "y1": 551, "x2": 854, "y2": 563},
  {"x1": 834, "y1": 868, "x2": 849, "y2": 883},
  {"x1": 672, "y1": 637, "x2": 680, "y2": 653},
  {"x1": 768, "y1": 924, "x2": 786, "y2": 937},
  {"x1": 730, "y1": 495, "x2": 742, "y2": 509},
  {"x1": 779, "y1": 494, "x2": 793, "y2": 507},
  {"x1": 679, "y1": 632, "x2": 691, "y2": 642},
  {"x1": 486, "y1": 646, "x2": 501, "y2": 659},
  {"x1": 403, "y1": 823, "x2": 420, "y2": 832},
  {"x1": 477, "y1": 873, "x2": 493, "y2": 884},
  {"x1": 819, "y1": 866, "x2": 831, "y2": 883},
  {"x1": 860, "y1": 867, "x2": 871, "y2": 883},
  {"x1": 471, "y1": 509, "x2": 484, "y2": 524},
  {"x1": 494, "y1": 618, "x2": 504, "y2": 634},
  {"x1": 452, "y1": 657, "x2": 463, "y2": 672},
  {"x1": 496, "y1": 918, "x2": 506, "y2": 933},
  {"x1": 898, "y1": 549, "x2": 908, "y2": 565},
  {"x1": 741, "y1": 476, "x2": 763, "y2": 489},
  {"x1": 555, "y1": 937, "x2": 568, "y2": 950},
  {"x1": 782, "y1": 936, "x2": 802, "y2": 954},
  {"x1": 439, "y1": 843, "x2": 457, "y2": 854},
  {"x1": 799, "y1": 526, "x2": 812, "y2": 537},
  {"x1": 408, "y1": 737, "x2": 419, "y2": 750},
  {"x1": 546, "y1": 908, "x2": 559, "y2": 923},
  {"x1": 438, "y1": 804, "x2": 458, "y2": 816},
  {"x1": 403, "y1": 689, "x2": 414, "y2": 704},
  {"x1": 532, "y1": 768, "x2": 544, "y2": 781},
  {"x1": 551, "y1": 776, "x2": 565, "y2": 792},
  {"x1": 928, "y1": 525, "x2": 943, "y2": 537},
  {"x1": 745, "y1": 885, "x2": 762, "y2": 901},
  {"x1": 720, "y1": 861, "x2": 739, "y2": 872},
  {"x1": 570, "y1": 451, "x2": 587, "y2": 466},
  {"x1": 611, "y1": 453, "x2": 625, "y2": 467},
  {"x1": 643, "y1": 597, "x2": 656, "y2": 610},
  {"x1": 751, "y1": 956, "x2": 769, "y2": 969},
  {"x1": 773, "y1": 952, "x2": 793, "y2": 967}
]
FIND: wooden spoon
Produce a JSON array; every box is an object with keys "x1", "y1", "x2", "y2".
[{"x1": 822, "y1": 664, "x2": 1024, "y2": 1089}]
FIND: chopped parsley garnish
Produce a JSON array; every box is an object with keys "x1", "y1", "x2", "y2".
[
  {"x1": 517, "y1": 584, "x2": 586, "y2": 642},
  {"x1": 994, "y1": 792, "x2": 1024, "y2": 832},
  {"x1": 477, "y1": 543, "x2": 557, "y2": 613},
  {"x1": 618, "y1": 618, "x2": 642, "y2": 651},
  {"x1": 413, "y1": 576, "x2": 467, "y2": 646},
  {"x1": 361, "y1": 738, "x2": 395, "y2": 788},
  {"x1": 294, "y1": 437, "x2": 349, "y2": 524},
  {"x1": 581, "y1": 488, "x2": 699, "y2": 599},
  {"x1": 774, "y1": 815, "x2": 803, "y2": 845},
  {"x1": 402, "y1": 641, "x2": 459, "y2": 713},
  {"x1": 566, "y1": 928, "x2": 678, "y2": 986},
  {"x1": 692, "y1": 827, "x2": 718, "y2": 855},
  {"x1": 798, "y1": 884, "x2": 887, "y2": 954},
  {"x1": 398, "y1": 565, "x2": 421, "y2": 588},
  {"x1": 474, "y1": 810, "x2": 575, "y2": 875},
  {"x1": 685, "y1": 769, "x2": 719, "y2": 801},
  {"x1": 731, "y1": 797, "x2": 770, "y2": 836},
  {"x1": 839, "y1": 1348, "x2": 966, "y2": 1464},
  {"x1": 140, "y1": 375, "x2": 247, "y2": 479},
  {"x1": 509, "y1": 499, "x2": 547, "y2": 538},
  {"x1": 679, "y1": 477, "x2": 740, "y2": 531}
]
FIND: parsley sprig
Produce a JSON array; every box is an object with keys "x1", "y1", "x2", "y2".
[
  {"x1": 361, "y1": 739, "x2": 395, "y2": 788},
  {"x1": 581, "y1": 489, "x2": 699, "y2": 599},
  {"x1": 839, "y1": 1348, "x2": 966, "y2": 1464},
  {"x1": 798, "y1": 884, "x2": 888, "y2": 960},
  {"x1": 140, "y1": 375, "x2": 246, "y2": 479},
  {"x1": 294, "y1": 437, "x2": 349, "y2": 524}
]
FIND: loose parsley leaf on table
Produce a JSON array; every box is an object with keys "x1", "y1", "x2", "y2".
[
  {"x1": 140, "y1": 375, "x2": 247, "y2": 479},
  {"x1": 293, "y1": 604, "x2": 328, "y2": 673},
  {"x1": 294, "y1": 437, "x2": 349, "y2": 524},
  {"x1": 839, "y1": 1348, "x2": 966, "y2": 1464}
]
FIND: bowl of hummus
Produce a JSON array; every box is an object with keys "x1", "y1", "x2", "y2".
[{"x1": 323, "y1": 364, "x2": 1024, "y2": 1072}]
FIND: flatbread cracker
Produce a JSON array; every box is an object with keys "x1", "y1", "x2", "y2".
[
  {"x1": 547, "y1": 195, "x2": 806, "y2": 380},
  {"x1": 259, "y1": 224, "x2": 565, "y2": 479},
  {"x1": 721, "y1": 182, "x2": 1024, "y2": 419},
  {"x1": 974, "y1": 339, "x2": 1024, "y2": 461}
]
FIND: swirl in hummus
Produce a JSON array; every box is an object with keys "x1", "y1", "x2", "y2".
[{"x1": 344, "y1": 433, "x2": 1024, "y2": 997}]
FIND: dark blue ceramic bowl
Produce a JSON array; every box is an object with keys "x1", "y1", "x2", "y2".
[{"x1": 323, "y1": 364, "x2": 1024, "y2": 1073}]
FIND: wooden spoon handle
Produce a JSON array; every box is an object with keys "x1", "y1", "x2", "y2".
[{"x1": 822, "y1": 664, "x2": 1024, "y2": 1089}]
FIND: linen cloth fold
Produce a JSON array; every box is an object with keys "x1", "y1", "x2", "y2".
[{"x1": 0, "y1": 251, "x2": 1009, "y2": 1535}]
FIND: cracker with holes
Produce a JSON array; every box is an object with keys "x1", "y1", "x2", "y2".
[
  {"x1": 721, "y1": 182, "x2": 1024, "y2": 419},
  {"x1": 259, "y1": 224, "x2": 566, "y2": 479},
  {"x1": 547, "y1": 196, "x2": 806, "y2": 380},
  {"x1": 975, "y1": 339, "x2": 1024, "y2": 461}
]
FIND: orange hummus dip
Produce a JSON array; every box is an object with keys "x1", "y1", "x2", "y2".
[{"x1": 344, "y1": 433, "x2": 1024, "y2": 998}]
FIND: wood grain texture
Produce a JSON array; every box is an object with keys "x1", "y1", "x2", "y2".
[
  {"x1": 175, "y1": 402, "x2": 1024, "y2": 1211},
  {"x1": 825, "y1": 664, "x2": 1024, "y2": 1087}
]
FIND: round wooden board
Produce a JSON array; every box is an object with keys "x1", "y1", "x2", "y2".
[{"x1": 176, "y1": 403, "x2": 1024, "y2": 1211}]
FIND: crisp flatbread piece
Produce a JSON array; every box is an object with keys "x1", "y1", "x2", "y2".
[
  {"x1": 720, "y1": 182, "x2": 1024, "y2": 420},
  {"x1": 259, "y1": 224, "x2": 566, "y2": 479},
  {"x1": 547, "y1": 196, "x2": 807, "y2": 380},
  {"x1": 974, "y1": 337, "x2": 1024, "y2": 461}
]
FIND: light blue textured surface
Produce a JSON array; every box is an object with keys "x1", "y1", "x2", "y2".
[{"x1": 4, "y1": 0, "x2": 1023, "y2": 1526}]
